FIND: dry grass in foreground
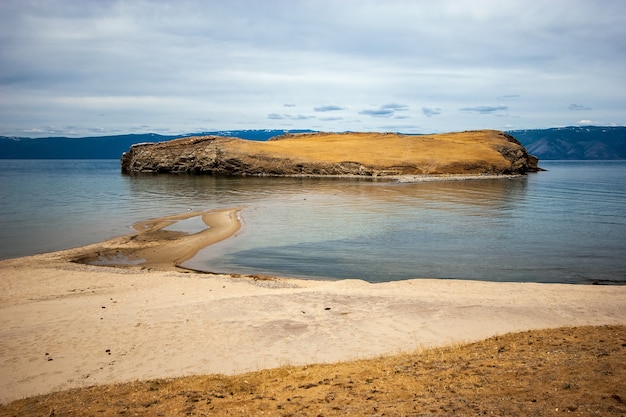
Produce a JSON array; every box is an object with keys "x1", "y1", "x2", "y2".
[{"x1": 2, "y1": 325, "x2": 625, "y2": 417}]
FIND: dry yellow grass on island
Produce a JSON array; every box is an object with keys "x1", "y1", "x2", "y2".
[
  {"x1": 234, "y1": 131, "x2": 526, "y2": 172},
  {"x1": 1, "y1": 208, "x2": 625, "y2": 416}
]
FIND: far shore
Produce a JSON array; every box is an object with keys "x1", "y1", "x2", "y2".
[{"x1": 0, "y1": 206, "x2": 624, "y2": 404}]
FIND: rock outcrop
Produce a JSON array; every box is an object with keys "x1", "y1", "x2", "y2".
[{"x1": 121, "y1": 130, "x2": 539, "y2": 176}]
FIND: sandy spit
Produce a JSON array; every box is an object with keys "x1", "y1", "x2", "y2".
[{"x1": 0, "y1": 208, "x2": 624, "y2": 404}]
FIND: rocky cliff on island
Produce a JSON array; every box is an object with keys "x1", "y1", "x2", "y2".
[{"x1": 121, "y1": 130, "x2": 539, "y2": 176}]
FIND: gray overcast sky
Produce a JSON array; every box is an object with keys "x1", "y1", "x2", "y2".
[{"x1": 1, "y1": 0, "x2": 625, "y2": 137}]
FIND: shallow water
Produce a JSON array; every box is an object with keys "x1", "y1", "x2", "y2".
[
  {"x1": 1, "y1": 160, "x2": 625, "y2": 284},
  {"x1": 162, "y1": 215, "x2": 208, "y2": 233}
]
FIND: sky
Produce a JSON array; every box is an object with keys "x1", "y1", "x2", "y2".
[{"x1": 1, "y1": 0, "x2": 625, "y2": 138}]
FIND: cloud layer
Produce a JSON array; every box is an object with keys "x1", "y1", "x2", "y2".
[{"x1": 0, "y1": 0, "x2": 625, "y2": 137}]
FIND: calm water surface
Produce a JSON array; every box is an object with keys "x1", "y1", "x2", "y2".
[{"x1": 1, "y1": 160, "x2": 624, "y2": 284}]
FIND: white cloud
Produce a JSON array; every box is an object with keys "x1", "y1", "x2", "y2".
[
  {"x1": 313, "y1": 105, "x2": 345, "y2": 112},
  {"x1": 422, "y1": 107, "x2": 442, "y2": 117},
  {"x1": 359, "y1": 108, "x2": 395, "y2": 117},
  {"x1": 498, "y1": 95, "x2": 520, "y2": 100},
  {"x1": 359, "y1": 103, "x2": 410, "y2": 118},
  {"x1": 568, "y1": 104, "x2": 592, "y2": 111},
  {"x1": 459, "y1": 105, "x2": 508, "y2": 115},
  {"x1": 267, "y1": 113, "x2": 315, "y2": 121},
  {"x1": 0, "y1": 0, "x2": 625, "y2": 137}
]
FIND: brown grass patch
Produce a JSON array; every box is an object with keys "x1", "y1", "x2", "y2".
[
  {"x1": 232, "y1": 131, "x2": 516, "y2": 174},
  {"x1": 2, "y1": 325, "x2": 624, "y2": 416}
]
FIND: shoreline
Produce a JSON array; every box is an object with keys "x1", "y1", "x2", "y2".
[{"x1": 1, "y1": 208, "x2": 625, "y2": 404}]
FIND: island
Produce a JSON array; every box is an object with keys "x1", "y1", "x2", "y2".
[{"x1": 121, "y1": 130, "x2": 540, "y2": 176}]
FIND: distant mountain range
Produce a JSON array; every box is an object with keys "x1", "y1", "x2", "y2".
[
  {"x1": 508, "y1": 126, "x2": 626, "y2": 160},
  {"x1": 0, "y1": 130, "x2": 314, "y2": 160},
  {"x1": 1, "y1": 126, "x2": 624, "y2": 160}
]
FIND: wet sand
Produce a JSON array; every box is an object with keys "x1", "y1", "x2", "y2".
[
  {"x1": 69, "y1": 207, "x2": 243, "y2": 272},
  {"x1": 0, "y1": 208, "x2": 625, "y2": 404}
]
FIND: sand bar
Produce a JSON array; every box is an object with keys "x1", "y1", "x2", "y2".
[
  {"x1": 0, "y1": 208, "x2": 625, "y2": 404},
  {"x1": 68, "y1": 207, "x2": 243, "y2": 272}
]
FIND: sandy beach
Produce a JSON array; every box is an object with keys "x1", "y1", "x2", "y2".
[{"x1": 1, "y1": 208, "x2": 625, "y2": 404}]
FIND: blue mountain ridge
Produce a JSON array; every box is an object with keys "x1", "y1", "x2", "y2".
[
  {"x1": 0, "y1": 130, "x2": 314, "y2": 159},
  {"x1": 1, "y1": 127, "x2": 624, "y2": 160}
]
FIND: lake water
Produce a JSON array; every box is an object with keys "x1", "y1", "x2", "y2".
[{"x1": 1, "y1": 159, "x2": 625, "y2": 284}]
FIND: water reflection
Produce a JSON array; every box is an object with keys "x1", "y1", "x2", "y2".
[
  {"x1": 182, "y1": 176, "x2": 539, "y2": 282},
  {"x1": 123, "y1": 174, "x2": 530, "y2": 215}
]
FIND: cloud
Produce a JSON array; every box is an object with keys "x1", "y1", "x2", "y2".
[
  {"x1": 497, "y1": 95, "x2": 520, "y2": 100},
  {"x1": 459, "y1": 105, "x2": 508, "y2": 114},
  {"x1": 377, "y1": 124, "x2": 421, "y2": 132},
  {"x1": 568, "y1": 104, "x2": 592, "y2": 111},
  {"x1": 422, "y1": 107, "x2": 442, "y2": 117},
  {"x1": 359, "y1": 108, "x2": 395, "y2": 117},
  {"x1": 578, "y1": 119, "x2": 595, "y2": 125},
  {"x1": 381, "y1": 103, "x2": 409, "y2": 111},
  {"x1": 313, "y1": 105, "x2": 345, "y2": 112},
  {"x1": 359, "y1": 103, "x2": 409, "y2": 118},
  {"x1": 0, "y1": 1, "x2": 625, "y2": 136},
  {"x1": 267, "y1": 113, "x2": 314, "y2": 120}
]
